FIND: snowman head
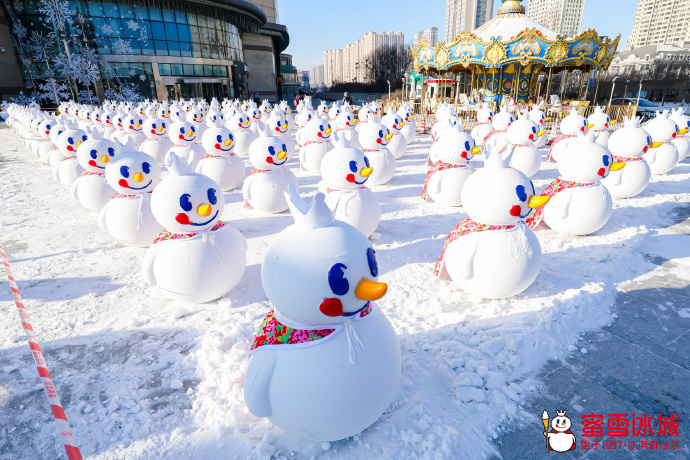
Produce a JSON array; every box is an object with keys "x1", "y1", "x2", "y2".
[
  {"x1": 105, "y1": 151, "x2": 161, "y2": 194},
  {"x1": 92, "y1": 110, "x2": 102, "y2": 124},
  {"x1": 297, "y1": 109, "x2": 314, "y2": 126},
  {"x1": 206, "y1": 111, "x2": 225, "y2": 128},
  {"x1": 396, "y1": 106, "x2": 413, "y2": 122},
  {"x1": 56, "y1": 129, "x2": 88, "y2": 155},
  {"x1": 267, "y1": 113, "x2": 289, "y2": 135},
  {"x1": 188, "y1": 109, "x2": 204, "y2": 124},
  {"x1": 382, "y1": 113, "x2": 405, "y2": 133},
  {"x1": 359, "y1": 106, "x2": 373, "y2": 123},
  {"x1": 249, "y1": 107, "x2": 262, "y2": 122},
  {"x1": 202, "y1": 127, "x2": 235, "y2": 155},
  {"x1": 336, "y1": 111, "x2": 358, "y2": 130},
  {"x1": 669, "y1": 109, "x2": 690, "y2": 134},
  {"x1": 492, "y1": 106, "x2": 515, "y2": 130},
  {"x1": 477, "y1": 103, "x2": 495, "y2": 124},
  {"x1": 229, "y1": 113, "x2": 251, "y2": 133},
  {"x1": 170, "y1": 121, "x2": 198, "y2": 144},
  {"x1": 262, "y1": 185, "x2": 386, "y2": 326},
  {"x1": 124, "y1": 114, "x2": 144, "y2": 134},
  {"x1": 321, "y1": 135, "x2": 373, "y2": 189},
  {"x1": 249, "y1": 127, "x2": 289, "y2": 169},
  {"x1": 437, "y1": 131, "x2": 479, "y2": 164},
  {"x1": 102, "y1": 112, "x2": 113, "y2": 126},
  {"x1": 528, "y1": 106, "x2": 546, "y2": 125},
  {"x1": 171, "y1": 108, "x2": 187, "y2": 123},
  {"x1": 328, "y1": 105, "x2": 341, "y2": 120},
  {"x1": 551, "y1": 411, "x2": 572, "y2": 432},
  {"x1": 587, "y1": 106, "x2": 611, "y2": 131},
  {"x1": 560, "y1": 108, "x2": 587, "y2": 135},
  {"x1": 159, "y1": 107, "x2": 171, "y2": 119},
  {"x1": 646, "y1": 111, "x2": 679, "y2": 142},
  {"x1": 48, "y1": 123, "x2": 67, "y2": 145},
  {"x1": 30, "y1": 118, "x2": 42, "y2": 136},
  {"x1": 114, "y1": 112, "x2": 126, "y2": 130},
  {"x1": 608, "y1": 117, "x2": 650, "y2": 158},
  {"x1": 461, "y1": 145, "x2": 546, "y2": 224},
  {"x1": 359, "y1": 122, "x2": 392, "y2": 149},
  {"x1": 260, "y1": 100, "x2": 272, "y2": 114},
  {"x1": 76, "y1": 137, "x2": 119, "y2": 172},
  {"x1": 143, "y1": 117, "x2": 168, "y2": 139},
  {"x1": 144, "y1": 107, "x2": 158, "y2": 119},
  {"x1": 558, "y1": 131, "x2": 617, "y2": 182},
  {"x1": 82, "y1": 108, "x2": 93, "y2": 122},
  {"x1": 151, "y1": 152, "x2": 223, "y2": 232},
  {"x1": 304, "y1": 118, "x2": 332, "y2": 142},
  {"x1": 37, "y1": 119, "x2": 53, "y2": 140},
  {"x1": 506, "y1": 114, "x2": 541, "y2": 145}
]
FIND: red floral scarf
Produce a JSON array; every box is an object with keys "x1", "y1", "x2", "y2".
[
  {"x1": 249, "y1": 303, "x2": 372, "y2": 353},
  {"x1": 153, "y1": 220, "x2": 226, "y2": 244},
  {"x1": 524, "y1": 179, "x2": 595, "y2": 229},
  {"x1": 61, "y1": 155, "x2": 75, "y2": 162},
  {"x1": 547, "y1": 134, "x2": 576, "y2": 160},
  {"x1": 483, "y1": 128, "x2": 505, "y2": 145},
  {"x1": 201, "y1": 152, "x2": 235, "y2": 160},
  {"x1": 434, "y1": 216, "x2": 518, "y2": 277},
  {"x1": 498, "y1": 143, "x2": 530, "y2": 156},
  {"x1": 326, "y1": 186, "x2": 367, "y2": 193},
  {"x1": 612, "y1": 155, "x2": 644, "y2": 164},
  {"x1": 421, "y1": 161, "x2": 469, "y2": 201},
  {"x1": 80, "y1": 171, "x2": 104, "y2": 177},
  {"x1": 113, "y1": 190, "x2": 152, "y2": 199}
]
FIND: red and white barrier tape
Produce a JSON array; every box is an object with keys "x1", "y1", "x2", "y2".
[{"x1": 0, "y1": 242, "x2": 83, "y2": 460}]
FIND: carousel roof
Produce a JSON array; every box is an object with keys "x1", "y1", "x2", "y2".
[{"x1": 473, "y1": 12, "x2": 558, "y2": 42}]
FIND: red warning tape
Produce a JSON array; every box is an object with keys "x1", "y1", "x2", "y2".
[{"x1": 0, "y1": 242, "x2": 83, "y2": 460}]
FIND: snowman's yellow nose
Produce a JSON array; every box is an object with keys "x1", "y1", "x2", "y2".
[
  {"x1": 355, "y1": 278, "x2": 387, "y2": 300},
  {"x1": 133, "y1": 172, "x2": 144, "y2": 182},
  {"x1": 225, "y1": 139, "x2": 232, "y2": 146},
  {"x1": 157, "y1": 126, "x2": 164, "y2": 132},
  {"x1": 187, "y1": 130, "x2": 194, "y2": 137},
  {"x1": 360, "y1": 167, "x2": 373, "y2": 177},
  {"x1": 101, "y1": 156, "x2": 110, "y2": 163},
  {"x1": 197, "y1": 204, "x2": 212, "y2": 216},
  {"x1": 385, "y1": 133, "x2": 394, "y2": 140}
]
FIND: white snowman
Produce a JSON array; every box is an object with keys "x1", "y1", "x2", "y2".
[
  {"x1": 140, "y1": 117, "x2": 173, "y2": 164},
  {"x1": 669, "y1": 107, "x2": 690, "y2": 162},
  {"x1": 526, "y1": 132, "x2": 624, "y2": 235},
  {"x1": 528, "y1": 106, "x2": 549, "y2": 148},
  {"x1": 195, "y1": 127, "x2": 245, "y2": 191},
  {"x1": 587, "y1": 106, "x2": 615, "y2": 148},
  {"x1": 397, "y1": 105, "x2": 416, "y2": 144},
  {"x1": 434, "y1": 146, "x2": 549, "y2": 299},
  {"x1": 601, "y1": 116, "x2": 652, "y2": 199},
  {"x1": 71, "y1": 138, "x2": 120, "y2": 212},
  {"x1": 318, "y1": 135, "x2": 380, "y2": 237},
  {"x1": 548, "y1": 108, "x2": 587, "y2": 162},
  {"x1": 46, "y1": 121, "x2": 69, "y2": 169},
  {"x1": 484, "y1": 105, "x2": 514, "y2": 153},
  {"x1": 335, "y1": 111, "x2": 360, "y2": 148},
  {"x1": 142, "y1": 153, "x2": 247, "y2": 303},
  {"x1": 228, "y1": 112, "x2": 257, "y2": 157},
  {"x1": 36, "y1": 119, "x2": 57, "y2": 165},
  {"x1": 381, "y1": 113, "x2": 407, "y2": 160},
  {"x1": 53, "y1": 129, "x2": 88, "y2": 188},
  {"x1": 298, "y1": 118, "x2": 333, "y2": 173},
  {"x1": 501, "y1": 113, "x2": 544, "y2": 178},
  {"x1": 243, "y1": 127, "x2": 299, "y2": 213},
  {"x1": 471, "y1": 103, "x2": 494, "y2": 147},
  {"x1": 244, "y1": 186, "x2": 400, "y2": 442},
  {"x1": 248, "y1": 107, "x2": 265, "y2": 136},
  {"x1": 165, "y1": 118, "x2": 205, "y2": 168},
  {"x1": 359, "y1": 122, "x2": 396, "y2": 186},
  {"x1": 644, "y1": 111, "x2": 679, "y2": 175},
  {"x1": 545, "y1": 410, "x2": 576, "y2": 453},
  {"x1": 422, "y1": 131, "x2": 479, "y2": 206},
  {"x1": 265, "y1": 112, "x2": 296, "y2": 161},
  {"x1": 99, "y1": 151, "x2": 163, "y2": 247},
  {"x1": 120, "y1": 114, "x2": 146, "y2": 148}
]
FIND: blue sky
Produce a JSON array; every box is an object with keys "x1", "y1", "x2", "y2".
[{"x1": 277, "y1": 0, "x2": 639, "y2": 71}]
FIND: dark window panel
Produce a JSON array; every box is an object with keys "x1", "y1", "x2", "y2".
[
  {"x1": 170, "y1": 63, "x2": 183, "y2": 75},
  {"x1": 102, "y1": 0, "x2": 119, "y2": 17},
  {"x1": 167, "y1": 41, "x2": 180, "y2": 57},
  {"x1": 183, "y1": 64, "x2": 194, "y2": 76},
  {"x1": 151, "y1": 21, "x2": 165, "y2": 40},
  {"x1": 201, "y1": 43, "x2": 211, "y2": 59},
  {"x1": 175, "y1": 10, "x2": 187, "y2": 24},
  {"x1": 119, "y1": 0, "x2": 134, "y2": 18},
  {"x1": 199, "y1": 27, "x2": 209, "y2": 44},
  {"x1": 190, "y1": 26, "x2": 200, "y2": 43},
  {"x1": 106, "y1": 17, "x2": 123, "y2": 37},
  {"x1": 194, "y1": 64, "x2": 204, "y2": 76},
  {"x1": 177, "y1": 24, "x2": 191, "y2": 42},
  {"x1": 95, "y1": 37, "x2": 111, "y2": 54},
  {"x1": 192, "y1": 42, "x2": 202, "y2": 58},
  {"x1": 153, "y1": 40, "x2": 168, "y2": 56},
  {"x1": 148, "y1": 7, "x2": 162, "y2": 21},
  {"x1": 188, "y1": 13, "x2": 198, "y2": 27},
  {"x1": 204, "y1": 65, "x2": 213, "y2": 76},
  {"x1": 164, "y1": 21, "x2": 178, "y2": 41},
  {"x1": 158, "y1": 63, "x2": 171, "y2": 76},
  {"x1": 134, "y1": 4, "x2": 149, "y2": 20},
  {"x1": 141, "y1": 39, "x2": 155, "y2": 55},
  {"x1": 87, "y1": 1, "x2": 104, "y2": 16},
  {"x1": 180, "y1": 42, "x2": 192, "y2": 57},
  {"x1": 162, "y1": 9, "x2": 175, "y2": 23}
]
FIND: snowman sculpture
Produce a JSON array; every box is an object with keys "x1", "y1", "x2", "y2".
[
  {"x1": 421, "y1": 131, "x2": 479, "y2": 207},
  {"x1": 548, "y1": 108, "x2": 587, "y2": 162},
  {"x1": 318, "y1": 135, "x2": 380, "y2": 237},
  {"x1": 140, "y1": 117, "x2": 173, "y2": 164},
  {"x1": 644, "y1": 111, "x2": 679, "y2": 175},
  {"x1": 99, "y1": 151, "x2": 163, "y2": 247},
  {"x1": 265, "y1": 111, "x2": 296, "y2": 161},
  {"x1": 471, "y1": 103, "x2": 494, "y2": 147},
  {"x1": 360, "y1": 122, "x2": 396, "y2": 186},
  {"x1": 228, "y1": 112, "x2": 257, "y2": 157},
  {"x1": 243, "y1": 126, "x2": 299, "y2": 213},
  {"x1": 544, "y1": 410, "x2": 576, "y2": 452},
  {"x1": 434, "y1": 146, "x2": 549, "y2": 299},
  {"x1": 587, "y1": 106, "x2": 615, "y2": 148},
  {"x1": 335, "y1": 111, "x2": 360, "y2": 148},
  {"x1": 71, "y1": 137, "x2": 120, "y2": 212},
  {"x1": 397, "y1": 104, "x2": 416, "y2": 144},
  {"x1": 381, "y1": 113, "x2": 407, "y2": 160},
  {"x1": 528, "y1": 106, "x2": 549, "y2": 148},
  {"x1": 165, "y1": 117, "x2": 205, "y2": 168},
  {"x1": 46, "y1": 121, "x2": 69, "y2": 169},
  {"x1": 298, "y1": 118, "x2": 333, "y2": 173},
  {"x1": 37, "y1": 118, "x2": 57, "y2": 165},
  {"x1": 244, "y1": 185, "x2": 401, "y2": 442},
  {"x1": 195, "y1": 127, "x2": 245, "y2": 191},
  {"x1": 669, "y1": 107, "x2": 690, "y2": 162},
  {"x1": 54, "y1": 129, "x2": 88, "y2": 188},
  {"x1": 142, "y1": 153, "x2": 247, "y2": 303},
  {"x1": 526, "y1": 132, "x2": 624, "y2": 235},
  {"x1": 601, "y1": 117, "x2": 652, "y2": 199},
  {"x1": 484, "y1": 105, "x2": 514, "y2": 153},
  {"x1": 120, "y1": 114, "x2": 146, "y2": 149},
  {"x1": 501, "y1": 113, "x2": 544, "y2": 178}
]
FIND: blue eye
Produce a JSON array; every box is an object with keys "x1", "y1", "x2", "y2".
[
  {"x1": 328, "y1": 263, "x2": 349, "y2": 296},
  {"x1": 516, "y1": 185, "x2": 527, "y2": 202},
  {"x1": 216, "y1": 135, "x2": 222, "y2": 143},
  {"x1": 190, "y1": 126, "x2": 195, "y2": 132},
  {"x1": 142, "y1": 162, "x2": 151, "y2": 174},
  {"x1": 179, "y1": 127, "x2": 185, "y2": 134},
  {"x1": 378, "y1": 130, "x2": 383, "y2": 138},
  {"x1": 282, "y1": 144, "x2": 287, "y2": 151},
  {"x1": 319, "y1": 125, "x2": 324, "y2": 131},
  {"x1": 68, "y1": 137, "x2": 74, "y2": 145},
  {"x1": 151, "y1": 123, "x2": 157, "y2": 129},
  {"x1": 364, "y1": 156, "x2": 371, "y2": 168},
  {"x1": 530, "y1": 180, "x2": 536, "y2": 196},
  {"x1": 120, "y1": 166, "x2": 129, "y2": 177},
  {"x1": 349, "y1": 160, "x2": 358, "y2": 172},
  {"x1": 367, "y1": 248, "x2": 378, "y2": 277},
  {"x1": 179, "y1": 194, "x2": 192, "y2": 211},
  {"x1": 268, "y1": 146, "x2": 275, "y2": 155},
  {"x1": 207, "y1": 188, "x2": 217, "y2": 205},
  {"x1": 603, "y1": 155, "x2": 610, "y2": 166},
  {"x1": 89, "y1": 149, "x2": 97, "y2": 159},
  {"x1": 532, "y1": 127, "x2": 536, "y2": 133},
  {"x1": 162, "y1": 123, "x2": 166, "y2": 128},
  {"x1": 108, "y1": 147, "x2": 115, "y2": 157},
  {"x1": 464, "y1": 141, "x2": 470, "y2": 151}
]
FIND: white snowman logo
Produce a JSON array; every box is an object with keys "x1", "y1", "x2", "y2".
[{"x1": 543, "y1": 410, "x2": 576, "y2": 452}]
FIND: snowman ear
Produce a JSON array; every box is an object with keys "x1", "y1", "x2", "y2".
[
  {"x1": 332, "y1": 132, "x2": 350, "y2": 148},
  {"x1": 167, "y1": 152, "x2": 196, "y2": 176},
  {"x1": 284, "y1": 184, "x2": 335, "y2": 228},
  {"x1": 484, "y1": 144, "x2": 506, "y2": 168}
]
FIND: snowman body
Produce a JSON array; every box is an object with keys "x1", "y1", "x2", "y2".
[
  {"x1": 195, "y1": 127, "x2": 245, "y2": 191},
  {"x1": 643, "y1": 112, "x2": 679, "y2": 175},
  {"x1": 298, "y1": 118, "x2": 333, "y2": 173},
  {"x1": 423, "y1": 132, "x2": 477, "y2": 207},
  {"x1": 228, "y1": 113, "x2": 257, "y2": 157},
  {"x1": 71, "y1": 138, "x2": 119, "y2": 212},
  {"x1": 601, "y1": 118, "x2": 652, "y2": 199},
  {"x1": 382, "y1": 114, "x2": 407, "y2": 159},
  {"x1": 549, "y1": 432, "x2": 576, "y2": 452},
  {"x1": 54, "y1": 129, "x2": 87, "y2": 187},
  {"x1": 669, "y1": 109, "x2": 690, "y2": 161},
  {"x1": 471, "y1": 104, "x2": 495, "y2": 147},
  {"x1": 485, "y1": 108, "x2": 514, "y2": 153},
  {"x1": 335, "y1": 111, "x2": 360, "y2": 149},
  {"x1": 587, "y1": 107, "x2": 613, "y2": 148},
  {"x1": 549, "y1": 109, "x2": 587, "y2": 162},
  {"x1": 266, "y1": 113, "x2": 296, "y2": 161},
  {"x1": 397, "y1": 106, "x2": 417, "y2": 144},
  {"x1": 528, "y1": 107, "x2": 548, "y2": 148},
  {"x1": 360, "y1": 123, "x2": 396, "y2": 185},
  {"x1": 503, "y1": 116, "x2": 542, "y2": 178},
  {"x1": 140, "y1": 118, "x2": 173, "y2": 164}
]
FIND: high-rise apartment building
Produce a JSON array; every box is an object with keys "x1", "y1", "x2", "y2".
[
  {"x1": 414, "y1": 27, "x2": 439, "y2": 47},
  {"x1": 444, "y1": 0, "x2": 494, "y2": 43},
  {"x1": 627, "y1": 0, "x2": 690, "y2": 50},
  {"x1": 526, "y1": 0, "x2": 585, "y2": 38},
  {"x1": 323, "y1": 31, "x2": 405, "y2": 87},
  {"x1": 309, "y1": 65, "x2": 325, "y2": 90}
]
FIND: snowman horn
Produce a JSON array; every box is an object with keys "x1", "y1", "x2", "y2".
[
  {"x1": 166, "y1": 152, "x2": 195, "y2": 176},
  {"x1": 484, "y1": 144, "x2": 506, "y2": 168},
  {"x1": 284, "y1": 184, "x2": 335, "y2": 228}
]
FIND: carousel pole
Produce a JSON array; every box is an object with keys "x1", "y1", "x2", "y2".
[
  {"x1": 515, "y1": 64, "x2": 521, "y2": 106},
  {"x1": 546, "y1": 66, "x2": 553, "y2": 103},
  {"x1": 583, "y1": 68, "x2": 592, "y2": 101},
  {"x1": 592, "y1": 66, "x2": 601, "y2": 105}
]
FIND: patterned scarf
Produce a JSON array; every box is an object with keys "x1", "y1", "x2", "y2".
[
  {"x1": 421, "y1": 161, "x2": 469, "y2": 201},
  {"x1": 483, "y1": 128, "x2": 505, "y2": 145},
  {"x1": 61, "y1": 155, "x2": 75, "y2": 162},
  {"x1": 248, "y1": 303, "x2": 372, "y2": 353},
  {"x1": 524, "y1": 179, "x2": 595, "y2": 229},
  {"x1": 612, "y1": 155, "x2": 644, "y2": 164},
  {"x1": 361, "y1": 148, "x2": 384, "y2": 153},
  {"x1": 498, "y1": 143, "x2": 531, "y2": 156},
  {"x1": 434, "y1": 216, "x2": 518, "y2": 277},
  {"x1": 326, "y1": 185, "x2": 367, "y2": 193},
  {"x1": 302, "y1": 140, "x2": 328, "y2": 147},
  {"x1": 80, "y1": 171, "x2": 104, "y2": 177},
  {"x1": 201, "y1": 152, "x2": 235, "y2": 160},
  {"x1": 113, "y1": 190, "x2": 152, "y2": 199},
  {"x1": 547, "y1": 134, "x2": 576, "y2": 160},
  {"x1": 247, "y1": 168, "x2": 269, "y2": 178},
  {"x1": 153, "y1": 220, "x2": 226, "y2": 245}
]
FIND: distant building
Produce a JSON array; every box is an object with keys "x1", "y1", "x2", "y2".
[
  {"x1": 323, "y1": 31, "x2": 405, "y2": 87},
  {"x1": 444, "y1": 0, "x2": 494, "y2": 43},
  {"x1": 526, "y1": 0, "x2": 585, "y2": 38},
  {"x1": 298, "y1": 71, "x2": 310, "y2": 91},
  {"x1": 607, "y1": 45, "x2": 690, "y2": 75},
  {"x1": 279, "y1": 54, "x2": 299, "y2": 101},
  {"x1": 627, "y1": 0, "x2": 690, "y2": 50},
  {"x1": 414, "y1": 27, "x2": 439, "y2": 47},
  {"x1": 309, "y1": 64, "x2": 325, "y2": 91}
]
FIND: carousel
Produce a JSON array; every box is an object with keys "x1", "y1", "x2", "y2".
[{"x1": 411, "y1": 0, "x2": 620, "y2": 108}]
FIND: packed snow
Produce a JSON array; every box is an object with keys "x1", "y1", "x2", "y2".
[{"x1": 0, "y1": 123, "x2": 689, "y2": 459}]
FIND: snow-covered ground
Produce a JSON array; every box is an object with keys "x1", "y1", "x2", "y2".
[{"x1": 1, "y1": 125, "x2": 689, "y2": 459}]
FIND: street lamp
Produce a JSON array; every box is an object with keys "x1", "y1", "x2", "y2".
[
  {"x1": 608, "y1": 76, "x2": 619, "y2": 109},
  {"x1": 636, "y1": 80, "x2": 643, "y2": 105},
  {"x1": 624, "y1": 79, "x2": 630, "y2": 99},
  {"x1": 387, "y1": 80, "x2": 391, "y2": 102}
]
